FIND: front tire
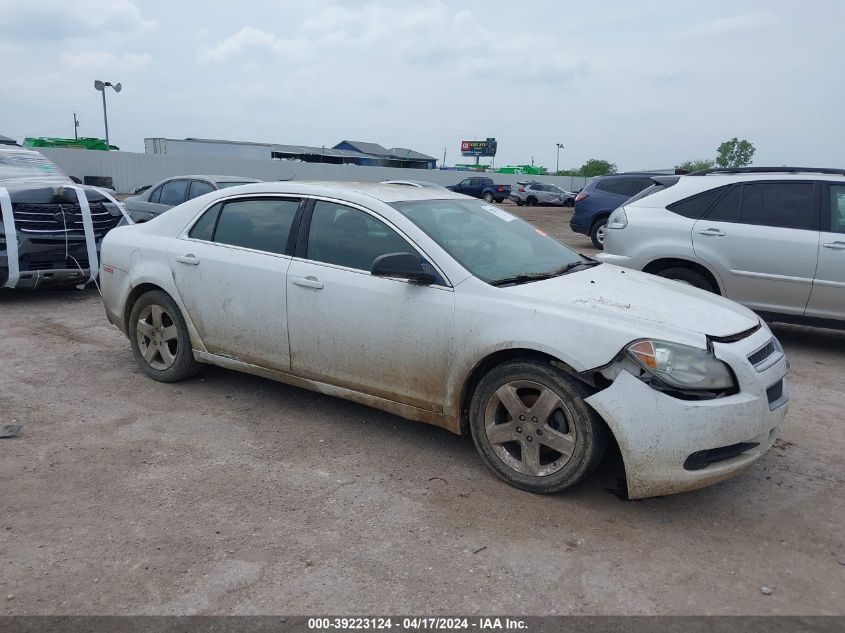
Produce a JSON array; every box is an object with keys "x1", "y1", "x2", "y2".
[
  {"x1": 129, "y1": 290, "x2": 201, "y2": 382},
  {"x1": 590, "y1": 217, "x2": 608, "y2": 249},
  {"x1": 656, "y1": 267, "x2": 717, "y2": 293},
  {"x1": 469, "y1": 360, "x2": 606, "y2": 494}
]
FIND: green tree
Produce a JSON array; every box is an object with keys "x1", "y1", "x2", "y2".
[
  {"x1": 716, "y1": 138, "x2": 755, "y2": 168},
  {"x1": 575, "y1": 159, "x2": 617, "y2": 177},
  {"x1": 676, "y1": 159, "x2": 715, "y2": 173}
]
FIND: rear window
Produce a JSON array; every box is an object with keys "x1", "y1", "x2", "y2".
[
  {"x1": 595, "y1": 177, "x2": 648, "y2": 197},
  {"x1": 667, "y1": 186, "x2": 729, "y2": 219}
]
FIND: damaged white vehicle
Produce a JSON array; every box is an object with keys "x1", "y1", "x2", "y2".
[{"x1": 99, "y1": 182, "x2": 789, "y2": 498}]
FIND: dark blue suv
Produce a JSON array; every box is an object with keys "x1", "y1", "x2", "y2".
[{"x1": 570, "y1": 173, "x2": 658, "y2": 248}]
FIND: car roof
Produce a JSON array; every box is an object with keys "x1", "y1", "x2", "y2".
[
  {"x1": 207, "y1": 180, "x2": 470, "y2": 203},
  {"x1": 159, "y1": 175, "x2": 261, "y2": 183}
]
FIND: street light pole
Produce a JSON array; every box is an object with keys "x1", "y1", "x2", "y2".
[
  {"x1": 94, "y1": 80, "x2": 122, "y2": 150},
  {"x1": 556, "y1": 143, "x2": 565, "y2": 175}
]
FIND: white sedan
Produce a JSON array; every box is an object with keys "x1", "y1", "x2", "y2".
[{"x1": 99, "y1": 182, "x2": 789, "y2": 498}]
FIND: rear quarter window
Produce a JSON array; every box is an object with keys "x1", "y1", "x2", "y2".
[{"x1": 666, "y1": 186, "x2": 729, "y2": 219}]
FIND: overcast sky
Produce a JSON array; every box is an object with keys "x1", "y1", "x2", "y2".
[{"x1": 1, "y1": 0, "x2": 843, "y2": 170}]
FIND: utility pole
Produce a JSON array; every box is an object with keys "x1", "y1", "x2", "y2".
[
  {"x1": 73, "y1": 113, "x2": 79, "y2": 140},
  {"x1": 442, "y1": 147, "x2": 446, "y2": 167}
]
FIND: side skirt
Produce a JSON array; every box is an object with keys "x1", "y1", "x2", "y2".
[{"x1": 193, "y1": 350, "x2": 462, "y2": 434}]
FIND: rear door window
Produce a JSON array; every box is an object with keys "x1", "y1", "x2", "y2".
[
  {"x1": 188, "y1": 198, "x2": 299, "y2": 255},
  {"x1": 188, "y1": 180, "x2": 215, "y2": 200},
  {"x1": 705, "y1": 185, "x2": 742, "y2": 222},
  {"x1": 158, "y1": 179, "x2": 190, "y2": 206}
]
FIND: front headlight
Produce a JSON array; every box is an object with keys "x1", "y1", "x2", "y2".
[
  {"x1": 627, "y1": 339, "x2": 734, "y2": 391},
  {"x1": 607, "y1": 207, "x2": 627, "y2": 229}
]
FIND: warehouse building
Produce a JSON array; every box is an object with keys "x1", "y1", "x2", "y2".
[{"x1": 144, "y1": 137, "x2": 437, "y2": 169}]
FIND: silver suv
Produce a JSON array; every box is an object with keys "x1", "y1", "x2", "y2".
[
  {"x1": 510, "y1": 181, "x2": 575, "y2": 207},
  {"x1": 597, "y1": 167, "x2": 845, "y2": 328}
]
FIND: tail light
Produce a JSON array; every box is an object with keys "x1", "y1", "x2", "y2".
[
  {"x1": 575, "y1": 192, "x2": 588, "y2": 202},
  {"x1": 518, "y1": 186, "x2": 525, "y2": 192}
]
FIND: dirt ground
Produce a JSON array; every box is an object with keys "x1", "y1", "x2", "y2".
[{"x1": 0, "y1": 204, "x2": 843, "y2": 615}]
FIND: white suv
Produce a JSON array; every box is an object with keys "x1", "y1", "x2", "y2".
[{"x1": 597, "y1": 167, "x2": 845, "y2": 327}]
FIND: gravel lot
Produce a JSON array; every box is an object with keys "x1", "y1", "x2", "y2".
[{"x1": 1, "y1": 203, "x2": 843, "y2": 615}]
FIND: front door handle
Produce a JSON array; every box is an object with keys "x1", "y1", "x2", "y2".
[
  {"x1": 698, "y1": 228, "x2": 726, "y2": 237},
  {"x1": 822, "y1": 241, "x2": 845, "y2": 250},
  {"x1": 176, "y1": 254, "x2": 200, "y2": 265},
  {"x1": 291, "y1": 276, "x2": 324, "y2": 289}
]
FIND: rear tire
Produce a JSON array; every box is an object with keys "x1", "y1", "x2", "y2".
[
  {"x1": 483, "y1": 192, "x2": 494, "y2": 203},
  {"x1": 129, "y1": 290, "x2": 202, "y2": 382},
  {"x1": 469, "y1": 360, "x2": 607, "y2": 494},
  {"x1": 656, "y1": 267, "x2": 717, "y2": 293},
  {"x1": 516, "y1": 200, "x2": 524, "y2": 206},
  {"x1": 590, "y1": 218, "x2": 608, "y2": 249},
  {"x1": 526, "y1": 197, "x2": 538, "y2": 207}
]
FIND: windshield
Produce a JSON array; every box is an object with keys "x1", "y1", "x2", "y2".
[
  {"x1": 391, "y1": 199, "x2": 586, "y2": 284},
  {"x1": 0, "y1": 149, "x2": 70, "y2": 185}
]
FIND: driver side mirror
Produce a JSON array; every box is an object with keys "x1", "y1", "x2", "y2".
[{"x1": 371, "y1": 252, "x2": 437, "y2": 285}]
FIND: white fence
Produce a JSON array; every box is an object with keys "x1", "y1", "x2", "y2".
[{"x1": 38, "y1": 148, "x2": 589, "y2": 194}]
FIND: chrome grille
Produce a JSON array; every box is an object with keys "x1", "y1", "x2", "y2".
[{"x1": 12, "y1": 202, "x2": 120, "y2": 236}]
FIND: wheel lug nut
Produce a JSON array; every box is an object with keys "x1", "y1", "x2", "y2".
[
  {"x1": 526, "y1": 436, "x2": 533, "y2": 442},
  {"x1": 536, "y1": 429, "x2": 543, "y2": 436},
  {"x1": 519, "y1": 415, "x2": 525, "y2": 421},
  {"x1": 516, "y1": 426, "x2": 522, "y2": 433},
  {"x1": 532, "y1": 417, "x2": 538, "y2": 422}
]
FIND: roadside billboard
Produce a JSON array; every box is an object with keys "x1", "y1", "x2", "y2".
[{"x1": 460, "y1": 138, "x2": 497, "y2": 157}]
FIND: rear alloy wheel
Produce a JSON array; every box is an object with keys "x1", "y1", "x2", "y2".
[
  {"x1": 483, "y1": 192, "x2": 494, "y2": 203},
  {"x1": 129, "y1": 290, "x2": 201, "y2": 382},
  {"x1": 469, "y1": 360, "x2": 606, "y2": 494},
  {"x1": 590, "y1": 218, "x2": 608, "y2": 249},
  {"x1": 656, "y1": 267, "x2": 717, "y2": 293}
]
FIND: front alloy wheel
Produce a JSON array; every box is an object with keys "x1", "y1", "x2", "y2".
[
  {"x1": 484, "y1": 380, "x2": 576, "y2": 476},
  {"x1": 469, "y1": 360, "x2": 606, "y2": 494}
]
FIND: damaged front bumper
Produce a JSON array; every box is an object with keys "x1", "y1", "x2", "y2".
[{"x1": 585, "y1": 326, "x2": 789, "y2": 499}]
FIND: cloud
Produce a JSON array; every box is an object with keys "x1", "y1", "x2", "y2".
[
  {"x1": 685, "y1": 12, "x2": 779, "y2": 37},
  {"x1": 59, "y1": 51, "x2": 152, "y2": 71},
  {"x1": 197, "y1": 26, "x2": 313, "y2": 63},
  {"x1": 0, "y1": 0, "x2": 155, "y2": 40},
  {"x1": 196, "y1": 2, "x2": 586, "y2": 83}
]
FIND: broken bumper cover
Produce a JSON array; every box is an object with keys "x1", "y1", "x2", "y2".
[
  {"x1": 585, "y1": 326, "x2": 789, "y2": 499},
  {"x1": 1, "y1": 241, "x2": 94, "y2": 289}
]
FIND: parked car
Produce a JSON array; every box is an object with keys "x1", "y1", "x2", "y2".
[
  {"x1": 100, "y1": 181, "x2": 789, "y2": 499},
  {"x1": 570, "y1": 173, "x2": 660, "y2": 248},
  {"x1": 446, "y1": 176, "x2": 510, "y2": 203},
  {"x1": 510, "y1": 181, "x2": 575, "y2": 207},
  {"x1": 0, "y1": 145, "x2": 126, "y2": 288},
  {"x1": 124, "y1": 175, "x2": 260, "y2": 222},
  {"x1": 381, "y1": 180, "x2": 448, "y2": 189},
  {"x1": 597, "y1": 167, "x2": 845, "y2": 328}
]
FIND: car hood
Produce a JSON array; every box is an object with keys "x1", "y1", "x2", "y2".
[
  {"x1": 0, "y1": 181, "x2": 110, "y2": 203},
  {"x1": 504, "y1": 263, "x2": 759, "y2": 339}
]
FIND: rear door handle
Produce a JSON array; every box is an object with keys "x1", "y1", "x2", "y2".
[
  {"x1": 822, "y1": 241, "x2": 845, "y2": 250},
  {"x1": 176, "y1": 254, "x2": 200, "y2": 265},
  {"x1": 291, "y1": 276, "x2": 324, "y2": 289},
  {"x1": 698, "y1": 228, "x2": 726, "y2": 237}
]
